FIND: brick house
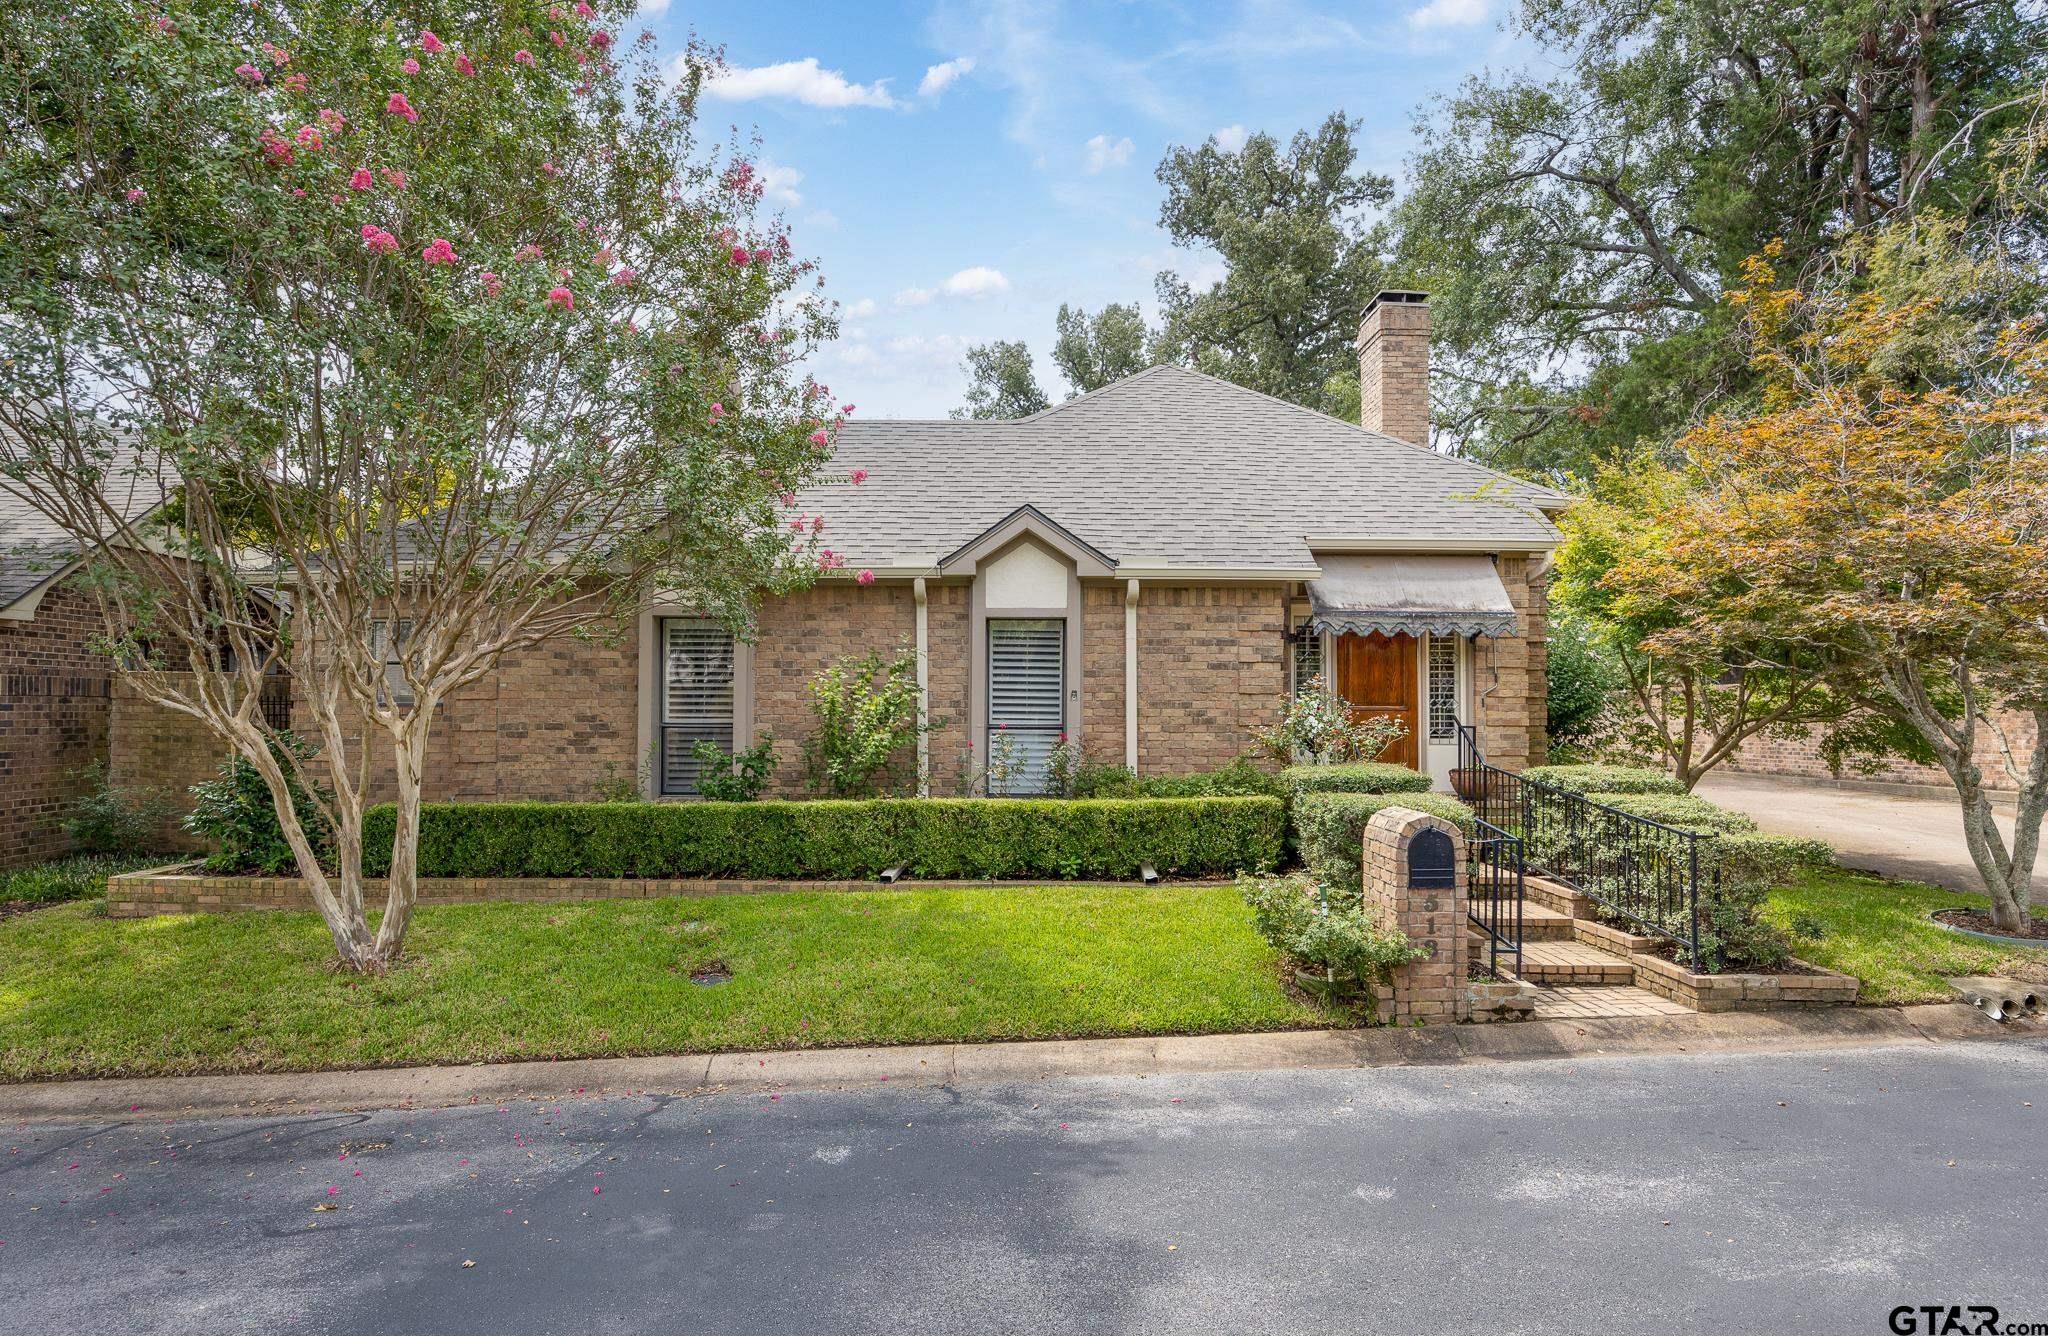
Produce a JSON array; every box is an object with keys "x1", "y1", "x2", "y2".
[
  {"x1": 0, "y1": 449, "x2": 167, "y2": 868},
  {"x1": 370, "y1": 290, "x2": 1570, "y2": 802}
]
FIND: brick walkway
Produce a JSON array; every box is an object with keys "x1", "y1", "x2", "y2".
[{"x1": 1532, "y1": 984, "x2": 1693, "y2": 1020}]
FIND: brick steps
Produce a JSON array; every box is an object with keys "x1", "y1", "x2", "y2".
[{"x1": 1512, "y1": 939, "x2": 1638, "y2": 986}]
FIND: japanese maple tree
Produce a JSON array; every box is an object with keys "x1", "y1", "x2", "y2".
[{"x1": 1617, "y1": 219, "x2": 2048, "y2": 929}]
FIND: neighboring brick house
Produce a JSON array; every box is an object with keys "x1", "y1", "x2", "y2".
[
  {"x1": 363, "y1": 291, "x2": 1569, "y2": 802},
  {"x1": 0, "y1": 448, "x2": 168, "y2": 868}
]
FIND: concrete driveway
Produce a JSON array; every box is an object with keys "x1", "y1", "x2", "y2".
[
  {"x1": 1696, "y1": 772, "x2": 2044, "y2": 904},
  {"x1": 3, "y1": 1038, "x2": 2046, "y2": 1334}
]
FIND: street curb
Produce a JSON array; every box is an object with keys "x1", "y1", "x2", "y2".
[{"x1": 0, "y1": 1004, "x2": 2037, "y2": 1124}]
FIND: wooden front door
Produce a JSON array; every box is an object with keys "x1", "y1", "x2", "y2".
[{"x1": 1334, "y1": 632, "x2": 1419, "y2": 769}]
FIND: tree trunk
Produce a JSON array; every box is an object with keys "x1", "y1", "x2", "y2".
[
  {"x1": 1954, "y1": 775, "x2": 2030, "y2": 932},
  {"x1": 368, "y1": 714, "x2": 430, "y2": 966}
]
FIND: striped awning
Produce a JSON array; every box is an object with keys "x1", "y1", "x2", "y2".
[{"x1": 1306, "y1": 554, "x2": 1518, "y2": 638}]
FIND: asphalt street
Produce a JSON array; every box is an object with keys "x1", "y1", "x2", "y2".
[{"x1": 4, "y1": 1037, "x2": 2046, "y2": 1335}]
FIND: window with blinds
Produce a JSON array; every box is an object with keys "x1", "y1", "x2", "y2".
[
  {"x1": 660, "y1": 618, "x2": 736, "y2": 796},
  {"x1": 370, "y1": 619, "x2": 415, "y2": 707},
  {"x1": 987, "y1": 618, "x2": 1065, "y2": 796}
]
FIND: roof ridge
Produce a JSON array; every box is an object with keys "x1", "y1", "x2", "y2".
[
  {"x1": 1152, "y1": 363, "x2": 1572, "y2": 506},
  {"x1": 1010, "y1": 363, "x2": 1177, "y2": 423}
]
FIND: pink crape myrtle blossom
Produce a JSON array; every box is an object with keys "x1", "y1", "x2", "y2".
[
  {"x1": 512, "y1": 48, "x2": 535, "y2": 66},
  {"x1": 125, "y1": 187, "x2": 146, "y2": 203},
  {"x1": 810, "y1": 515, "x2": 825, "y2": 533},
  {"x1": 514, "y1": 243, "x2": 544, "y2": 262},
  {"x1": 380, "y1": 168, "x2": 408, "y2": 190},
  {"x1": 575, "y1": 1, "x2": 593, "y2": 14},
  {"x1": 294, "y1": 125, "x2": 322, "y2": 149},
  {"x1": 609, "y1": 268, "x2": 636, "y2": 287},
  {"x1": 234, "y1": 62, "x2": 264, "y2": 84},
  {"x1": 384, "y1": 92, "x2": 418, "y2": 123},
  {"x1": 752, "y1": 247, "x2": 771, "y2": 263},
  {"x1": 257, "y1": 129, "x2": 294, "y2": 166},
  {"x1": 546, "y1": 285, "x2": 574, "y2": 310},
  {"x1": 849, "y1": 468, "x2": 867, "y2": 485},
  {"x1": 548, "y1": 30, "x2": 565, "y2": 46},
  {"x1": 418, "y1": 29, "x2": 445, "y2": 53},
  {"x1": 856, "y1": 569, "x2": 875, "y2": 585},
  {"x1": 400, "y1": 57, "x2": 420, "y2": 74},
  {"x1": 260, "y1": 41, "x2": 290, "y2": 66},
  {"x1": 841, "y1": 403, "x2": 856, "y2": 415},
  {"x1": 360, "y1": 225, "x2": 399, "y2": 255},
  {"x1": 280, "y1": 72, "x2": 307, "y2": 92},
  {"x1": 729, "y1": 246, "x2": 749, "y2": 265},
  {"x1": 421, "y1": 237, "x2": 458, "y2": 266},
  {"x1": 541, "y1": 161, "x2": 562, "y2": 177},
  {"x1": 708, "y1": 403, "x2": 725, "y2": 424},
  {"x1": 479, "y1": 270, "x2": 502, "y2": 296},
  {"x1": 589, "y1": 30, "x2": 612, "y2": 48},
  {"x1": 455, "y1": 53, "x2": 476, "y2": 76},
  {"x1": 807, "y1": 429, "x2": 828, "y2": 447},
  {"x1": 348, "y1": 168, "x2": 373, "y2": 190},
  {"x1": 318, "y1": 107, "x2": 347, "y2": 132}
]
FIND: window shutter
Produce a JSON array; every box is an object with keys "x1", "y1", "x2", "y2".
[
  {"x1": 661, "y1": 619, "x2": 735, "y2": 795},
  {"x1": 988, "y1": 618, "x2": 1064, "y2": 795}
]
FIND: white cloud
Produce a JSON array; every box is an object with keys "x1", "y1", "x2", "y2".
[
  {"x1": 634, "y1": 0, "x2": 671, "y2": 15},
  {"x1": 940, "y1": 266, "x2": 1011, "y2": 299},
  {"x1": 1213, "y1": 124, "x2": 1248, "y2": 152},
  {"x1": 803, "y1": 209, "x2": 841, "y2": 231},
  {"x1": 843, "y1": 297, "x2": 877, "y2": 318},
  {"x1": 755, "y1": 158, "x2": 804, "y2": 207},
  {"x1": 919, "y1": 56, "x2": 975, "y2": 98},
  {"x1": 1407, "y1": 0, "x2": 1490, "y2": 28},
  {"x1": 893, "y1": 266, "x2": 1012, "y2": 307},
  {"x1": 702, "y1": 57, "x2": 899, "y2": 109},
  {"x1": 1084, "y1": 134, "x2": 1135, "y2": 173}
]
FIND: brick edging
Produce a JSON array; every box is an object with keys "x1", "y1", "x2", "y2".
[{"x1": 1631, "y1": 950, "x2": 1860, "y2": 1012}]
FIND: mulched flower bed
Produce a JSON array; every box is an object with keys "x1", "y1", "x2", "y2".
[{"x1": 1933, "y1": 908, "x2": 2048, "y2": 942}]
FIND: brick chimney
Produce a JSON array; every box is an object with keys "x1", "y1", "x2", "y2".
[{"x1": 1357, "y1": 290, "x2": 1431, "y2": 445}]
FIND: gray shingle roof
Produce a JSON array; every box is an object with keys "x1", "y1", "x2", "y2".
[
  {"x1": 802, "y1": 365, "x2": 1565, "y2": 574},
  {"x1": 0, "y1": 436, "x2": 171, "y2": 611}
]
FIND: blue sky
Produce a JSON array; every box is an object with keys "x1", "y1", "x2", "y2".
[{"x1": 639, "y1": 0, "x2": 1531, "y2": 416}]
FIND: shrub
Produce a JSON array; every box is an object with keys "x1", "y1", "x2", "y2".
[
  {"x1": 1250, "y1": 673, "x2": 1408, "y2": 765},
  {"x1": 0, "y1": 854, "x2": 163, "y2": 906},
  {"x1": 1280, "y1": 762, "x2": 1434, "y2": 798},
  {"x1": 690, "y1": 733, "x2": 779, "y2": 802},
  {"x1": 1522, "y1": 763, "x2": 1686, "y2": 796},
  {"x1": 1069, "y1": 761, "x2": 1141, "y2": 799},
  {"x1": 1136, "y1": 757, "x2": 1287, "y2": 800},
  {"x1": 184, "y1": 733, "x2": 335, "y2": 874},
  {"x1": 1239, "y1": 872, "x2": 1425, "y2": 1014},
  {"x1": 1585, "y1": 791, "x2": 1758, "y2": 833},
  {"x1": 61, "y1": 760, "x2": 175, "y2": 855},
  {"x1": 1546, "y1": 612, "x2": 1623, "y2": 748},
  {"x1": 801, "y1": 645, "x2": 938, "y2": 797},
  {"x1": 361, "y1": 796, "x2": 1286, "y2": 881},
  {"x1": 1292, "y1": 791, "x2": 1475, "y2": 894}
]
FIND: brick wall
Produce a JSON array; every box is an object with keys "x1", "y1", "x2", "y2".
[
  {"x1": 1080, "y1": 583, "x2": 1127, "y2": 767},
  {"x1": 925, "y1": 581, "x2": 971, "y2": 792},
  {"x1": 753, "y1": 582, "x2": 918, "y2": 794},
  {"x1": 106, "y1": 674, "x2": 233, "y2": 850},
  {"x1": 0, "y1": 581, "x2": 115, "y2": 868},
  {"x1": 1356, "y1": 297, "x2": 1432, "y2": 445},
  {"x1": 1135, "y1": 583, "x2": 1288, "y2": 775},
  {"x1": 1721, "y1": 709, "x2": 2039, "y2": 794},
  {"x1": 1473, "y1": 556, "x2": 1548, "y2": 772}
]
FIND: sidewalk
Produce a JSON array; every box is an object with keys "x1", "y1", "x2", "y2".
[{"x1": 0, "y1": 1003, "x2": 2031, "y2": 1124}]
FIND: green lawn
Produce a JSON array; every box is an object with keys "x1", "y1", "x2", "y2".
[
  {"x1": 0, "y1": 883, "x2": 1322, "y2": 1080},
  {"x1": 1766, "y1": 866, "x2": 2048, "y2": 1004}
]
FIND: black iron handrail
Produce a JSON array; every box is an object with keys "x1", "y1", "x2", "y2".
[
  {"x1": 1457, "y1": 724, "x2": 1710, "y2": 972},
  {"x1": 1466, "y1": 816, "x2": 1523, "y2": 980}
]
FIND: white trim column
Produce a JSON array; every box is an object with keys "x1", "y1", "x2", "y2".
[
  {"x1": 1124, "y1": 577, "x2": 1140, "y2": 772},
  {"x1": 913, "y1": 577, "x2": 931, "y2": 796}
]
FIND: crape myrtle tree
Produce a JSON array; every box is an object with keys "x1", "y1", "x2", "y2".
[
  {"x1": 0, "y1": 1, "x2": 859, "y2": 968},
  {"x1": 1614, "y1": 218, "x2": 2048, "y2": 930}
]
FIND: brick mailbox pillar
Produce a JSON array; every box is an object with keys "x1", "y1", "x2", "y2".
[{"x1": 1361, "y1": 807, "x2": 1470, "y2": 1024}]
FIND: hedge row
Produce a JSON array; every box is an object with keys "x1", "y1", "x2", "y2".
[
  {"x1": 1293, "y1": 791, "x2": 1476, "y2": 895},
  {"x1": 1521, "y1": 764, "x2": 1687, "y2": 796},
  {"x1": 360, "y1": 797, "x2": 1286, "y2": 881},
  {"x1": 1278, "y1": 762, "x2": 1434, "y2": 797}
]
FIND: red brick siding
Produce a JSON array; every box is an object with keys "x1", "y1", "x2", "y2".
[
  {"x1": 105, "y1": 675, "x2": 231, "y2": 851},
  {"x1": 1080, "y1": 584, "x2": 1127, "y2": 767},
  {"x1": 1473, "y1": 556, "x2": 1547, "y2": 772},
  {"x1": 752, "y1": 583, "x2": 918, "y2": 794},
  {"x1": 924, "y1": 582, "x2": 972, "y2": 793},
  {"x1": 1135, "y1": 583, "x2": 1288, "y2": 775},
  {"x1": 0, "y1": 581, "x2": 115, "y2": 868},
  {"x1": 1723, "y1": 709, "x2": 2037, "y2": 793}
]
